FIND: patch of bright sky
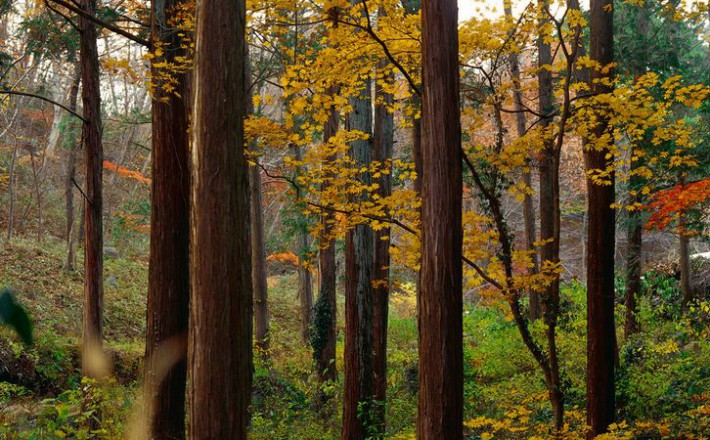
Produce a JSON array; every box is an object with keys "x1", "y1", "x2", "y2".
[{"x1": 458, "y1": 0, "x2": 590, "y2": 21}]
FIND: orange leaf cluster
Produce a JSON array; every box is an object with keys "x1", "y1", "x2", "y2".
[
  {"x1": 645, "y1": 178, "x2": 710, "y2": 231},
  {"x1": 103, "y1": 160, "x2": 151, "y2": 185},
  {"x1": 116, "y1": 212, "x2": 150, "y2": 233},
  {"x1": 266, "y1": 251, "x2": 300, "y2": 267}
]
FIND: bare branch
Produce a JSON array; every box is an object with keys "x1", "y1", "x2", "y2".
[{"x1": 0, "y1": 89, "x2": 87, "y2": 122}]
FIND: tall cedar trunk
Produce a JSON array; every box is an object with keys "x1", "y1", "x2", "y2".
[
  {"x1": 64, "y1": 69, "x2": 81, "y2": 272},
  {"x1": 342, "y1": 44, "x2": 375, "y2": 440},
  {"x1": 314, "y1": 82, "x2": 339, "y2": 384},
  {"x1": 144, "y1": 0, "x2": 191, "y2": 436},
  {"x1": 586, "y1": 0, "x2": 616, "y2": 436},
  {"x1": 79, "y1": 0, "x2": 104, "y2": 377},
  {"x1": 418, "y1": 0, "x2": 463, "y2": 438},
  {"x1": 247, "y1": 54, "x2": 270, "y2": 355},
  {"x1": 188, "y1": 0, "x2": 252, "y2": 435},
  {"x1": 536, "y1": 0, "x2": 564, "y2": 428},
  {"x1": 504, "y1": 0, "x2": 541, "y2": 320},
  {"x1": 372, "y1": 26, "x2": 394, "y2": 435}
]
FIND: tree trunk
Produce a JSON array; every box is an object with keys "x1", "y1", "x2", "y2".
[
  {"x1": 536, "y1": 0, "x2": 564, "y2": 428},
  {"x1": 45, "y1": 62, "x2": 70, "y2": 158},
  {"x1": 586, "y1": 0, "x2": 616, "y2": 436},
  {"x1": 247, "y1": 53, "x2": 270, "y2": 356},
  {"x1": 250, "y1": 159, "x2": 270, "y2": 353},
  {"x1": 292, "y1": 143, "x2": 314, "y2": 344},
  {"x1": 64, "y1": 69, "x2": 81, "y2": 272},
  {"x1": 188, "y1": 0, "x2": 252, "y2": 435},
  {"x1": 624, "y1": 211, "x2": 642, "y2": 338},
  {"x1": 623, "y1": 0, "x2": 649, "y2": 340},
  {"x1": 504, "y1": 0, "x2": 540, "y2": 320},
  {"x1": 79, "y1": 0, "x2": 104, "y2": 378},
  {"x1": 6, "y1": 142, "x2": 18, "y2": 242},
  {"x1": 372, "y1": 24, "x2": 394, "y2": 435},
  {"x1": 342, "y1": 43, "x2": 375, "y2": 440},
  {"x1": 418, "y1": 0, "x2": 463, "y2": 438},
  {"x1": 298, "y1": 237, "x2": 314, "y2": 343},
  {"x1": 143, "y1": 0, "x2": 191, "y2": 436},
  {"x1": 313, "y1": 83, "x2": 339, "y2": 385}
]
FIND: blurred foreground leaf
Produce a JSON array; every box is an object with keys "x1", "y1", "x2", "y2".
[{"x1": 0, "y1": 288, "x2": 33, "y2": 345}]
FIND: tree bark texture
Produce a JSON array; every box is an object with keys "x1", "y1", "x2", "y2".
[
  {"x1": 144, "y1": 0, "x2": 192, "y2": 436},
  {"x1": 342, "y1": 65, "x2": 375, "y2": 440},
  {"x1": 418, "y1": 0, "x2": 463, "y2": 438},
  {"x1": 79, "y1": 0, "x2": 104, "y2": 377},
  {"x1": 586, "y1": 0, "x2": 616, "y2": 436},
  {"x1": 188, "y1": 0, "x2": 252, "y2": 436}
]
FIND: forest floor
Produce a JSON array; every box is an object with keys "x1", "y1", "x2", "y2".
[{"x1": 0, "y1": 235, "x2": 708, "y2": 439}]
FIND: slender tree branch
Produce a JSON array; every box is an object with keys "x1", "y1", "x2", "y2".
[
  {"x1": 337, "y1": 0, "x2": 420, "y2": 95},
  {"x1": 43, "y1": 0, "x2": 80, "y2": 32},
  {"x1": 72, "y1": 177, "x2": 90, "y2": 204},
  {"x1": 0, "y1": 89, "x2": 87, "y2": 122},
  {"x1": 46, "y1": 0, "x2": 151, "y2": 48}
]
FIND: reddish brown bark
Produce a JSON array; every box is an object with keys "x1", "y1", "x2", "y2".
[
  {"x1": 143, "y1": 0, "x2": 191, "y2": 436},
  {"x1": 342, "y1": 46, "x2": 375, "y2": 440},
  {"x1": 78, "y1": 0, "x2": 104, "y2": 377},
  {"x1": 188, "y1": 0, "x2": 252, "y2": 436},
  {"x1": 586, "y1": 0, "x2": 616, "y2": 436},
  {"x1": 418, "y1": 0, "x2": 463, "y2": 438}
]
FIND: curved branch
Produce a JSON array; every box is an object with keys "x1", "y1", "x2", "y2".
[
  {"x1": 337, "y1": 5, "x2": 420, "y2": 95},
  {"x1": 46, "y1": 0, "x2": 151, "y2": 48},
  {"x1": 0, "y1": 89, "x2": 87, "y2": 122}
]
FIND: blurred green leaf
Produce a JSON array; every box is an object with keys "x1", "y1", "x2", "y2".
[{"x1": 0, "y1": 288, "x2": 33, "y2": 345}]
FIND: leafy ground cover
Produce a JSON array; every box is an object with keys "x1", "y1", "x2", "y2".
[{"x1": 0, "y1": 237, "x2": 708, "y2": 439}]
